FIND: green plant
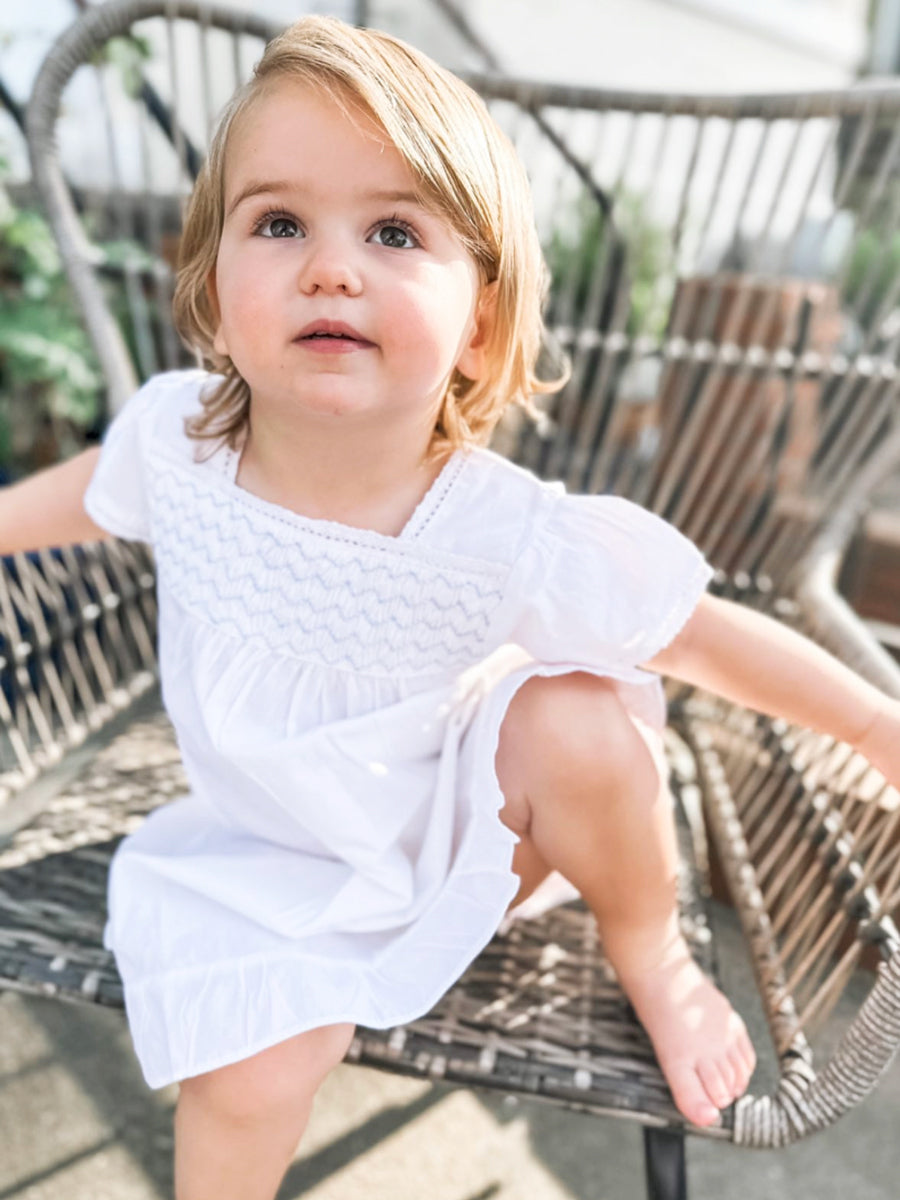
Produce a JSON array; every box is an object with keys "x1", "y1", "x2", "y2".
[
  {"x1": 544, "y1": 187, "x2": 675, "y2": 341},
  {"x1": 843, "y1": 225, "x2": 900, "y2": 334},
  {"x1": 90, "y1": 34, "x2": 153, "y2": 97},
  {"x1": 0, "y1": 156, "x2": 102, "y2": 476}
]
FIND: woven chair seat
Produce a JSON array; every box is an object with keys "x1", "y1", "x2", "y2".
[{"x1": 0, "y1": 691, "x2": 719, "y2": 1134}]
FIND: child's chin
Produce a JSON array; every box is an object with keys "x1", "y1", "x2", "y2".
[{"x1": 293, "y1": 388, "x2": 379, "y2": 420}]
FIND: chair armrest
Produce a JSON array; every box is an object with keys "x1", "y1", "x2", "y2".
[
  {"x1": 732, "y1": 947, "x2": 900, "y2": 1147},
  {"x1": 706, "y1": 551, "x2": 900, "y2": 1146},
  {"x1": 796, "y1": 544, "x2": 900, "y2": 699},
  {"x1": 792, "y1": 415, "x2": 900, "y2": 696},
  {"x1": 25, "y1": 0, "x2": 282, "y2": 413}
]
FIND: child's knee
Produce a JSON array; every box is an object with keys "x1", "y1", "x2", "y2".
[
  {"x1": 501, "y1": 671, "x2": 657, "y2": 803},
  {"x1": 178, "y1": 1022, "x2": 355, "y2": 1124}
]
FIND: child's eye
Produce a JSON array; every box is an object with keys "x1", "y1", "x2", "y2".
[
  {"x1": 370, "y1": 220, "x2": 419, "y2": 249},
  {"x1": 252, "y1": 212, "x2": 302, "y2": 239}
]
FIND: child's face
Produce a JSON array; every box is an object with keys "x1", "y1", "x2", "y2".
[{"x1": 210, "y1": 80, "x2": 490, "y2": 437}]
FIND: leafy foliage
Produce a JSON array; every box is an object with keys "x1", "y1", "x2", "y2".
[
  {"x1": 0, "y1": 159, "x2": 102, "y2": 474},
  {"x1": 544, "y1": 188, "x2": 675, "y2": 341},
  {"x1": 90, "y1": 34, "x2": 152, "y2": 97},
  {"x1": 843, "y1": 226, "x2": 900, "y2": 335}
]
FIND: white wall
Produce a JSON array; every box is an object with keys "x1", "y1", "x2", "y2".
[{"x1": 446, "y1": 0, "x2": 869, "y2": 91}]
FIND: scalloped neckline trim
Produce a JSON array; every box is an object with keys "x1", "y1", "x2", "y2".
[{"x1": 214, "y1": 442, "x2": 470, "y2": 546}]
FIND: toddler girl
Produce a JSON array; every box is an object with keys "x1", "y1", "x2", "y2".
[{"x1": 7, "y1": 15, "x2": 900, "y2": 1200}]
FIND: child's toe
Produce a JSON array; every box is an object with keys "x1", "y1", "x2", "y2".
[
  {"x1": 716, "y1": 1053, "x2": 738, "y2": 1096},
  {"x1": 728, "y1": 1045, "x2": 752, "y2": 1096},
  {"x1": 737, "y1": 1027, "x2": 757, "y2": 1074},
  {"x1": 696, "y1": 1057, "x2": 733, "y2": 1111},
  {"x1": 666, "y1": 1061, "x2": 721, "y2": 1127}
]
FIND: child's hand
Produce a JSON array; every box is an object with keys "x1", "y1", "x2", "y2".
[{"x1": 854, "y1": 696, "x2": 900, "y2": 788}]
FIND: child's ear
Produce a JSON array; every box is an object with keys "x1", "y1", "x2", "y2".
[
  {"x1": 205, "y1": 268, "x2": 228, "y2": 358},
  {"x1": 457, "y1": 280, "x2": 499, "y2": 381}
]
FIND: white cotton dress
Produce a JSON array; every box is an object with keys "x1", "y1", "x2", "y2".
[{"x1": 83, "y1": 369, "x2": 714, "y2": 1090}]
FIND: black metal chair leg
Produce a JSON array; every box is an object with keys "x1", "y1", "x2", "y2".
[{"x1": 643, "y1": 1127, "x2": 687, "y2": 1200}]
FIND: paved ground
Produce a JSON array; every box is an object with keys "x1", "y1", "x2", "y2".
[{"x1": 2, "y1": 900, "x2": 899, "y2": 1200}]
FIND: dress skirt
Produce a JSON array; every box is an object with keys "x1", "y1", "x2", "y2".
[{"x1": 105, "y1": 645, "x2": 668, "y2": 1089}]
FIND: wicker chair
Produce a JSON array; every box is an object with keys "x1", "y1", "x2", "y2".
[{"x1": 8, "y1": 2, "x2": 900, "y2": 1197}]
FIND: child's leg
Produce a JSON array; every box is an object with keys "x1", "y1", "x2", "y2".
[
  {"x1": 495, "y1": 670, "x2": 756, "y2": 1128},
  {"x1": 173, "y1": 1022, "x2": 355, "y2": 1200}
]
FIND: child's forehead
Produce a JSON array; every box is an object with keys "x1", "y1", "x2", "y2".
[
  {"x1": 233, "y1": 78, "x2": 392, "y2": 156},
  {"x1": 223, "y1": 79, "x2": 446, "y2": 212},
  {"x1": 228, "y1": 82, "x2": 399, "y2": 173}
]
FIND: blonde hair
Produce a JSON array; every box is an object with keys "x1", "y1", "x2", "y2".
[{"x1": 173, "y1": 15, "x2": 567, "y2": 464}]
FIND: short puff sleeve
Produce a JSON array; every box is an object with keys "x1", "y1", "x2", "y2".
[
  {"x1": 83, "y1": 376, "x2": 163, "y2": 543},
  {"x1": 510, "y1": 489, "x2": 714, "y2": 680}
]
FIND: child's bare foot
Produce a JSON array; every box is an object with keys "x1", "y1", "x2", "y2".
[{"x1": 614, "y1": 933, "x2": 756, "y2": 1127}]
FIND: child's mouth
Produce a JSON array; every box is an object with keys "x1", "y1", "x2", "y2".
[
  {"x1": 294, "y1": 321, "x2": 374, "y2": 349},
  {"x1": 296, "y1": 333, "x2": 373, "y2": 354},
  {"x1": 302, "y1": 332, "x2": 364, "y2": 342}
]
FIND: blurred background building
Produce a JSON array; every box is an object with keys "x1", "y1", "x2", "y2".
[{"x1": 0, "y1": 0, "x2": 885, "y2": 185}]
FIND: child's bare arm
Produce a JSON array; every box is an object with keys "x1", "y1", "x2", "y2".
[
  {"x1": 0, "y1": 446, "x2": 112, "y2": 555},
  {"x1": 645, "y1": 593, "x2": 900, "y2": 769}
]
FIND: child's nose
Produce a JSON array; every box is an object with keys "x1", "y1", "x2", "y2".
[{"x1": 297, "y1": 236, "x2": 362, "y2": 296}]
